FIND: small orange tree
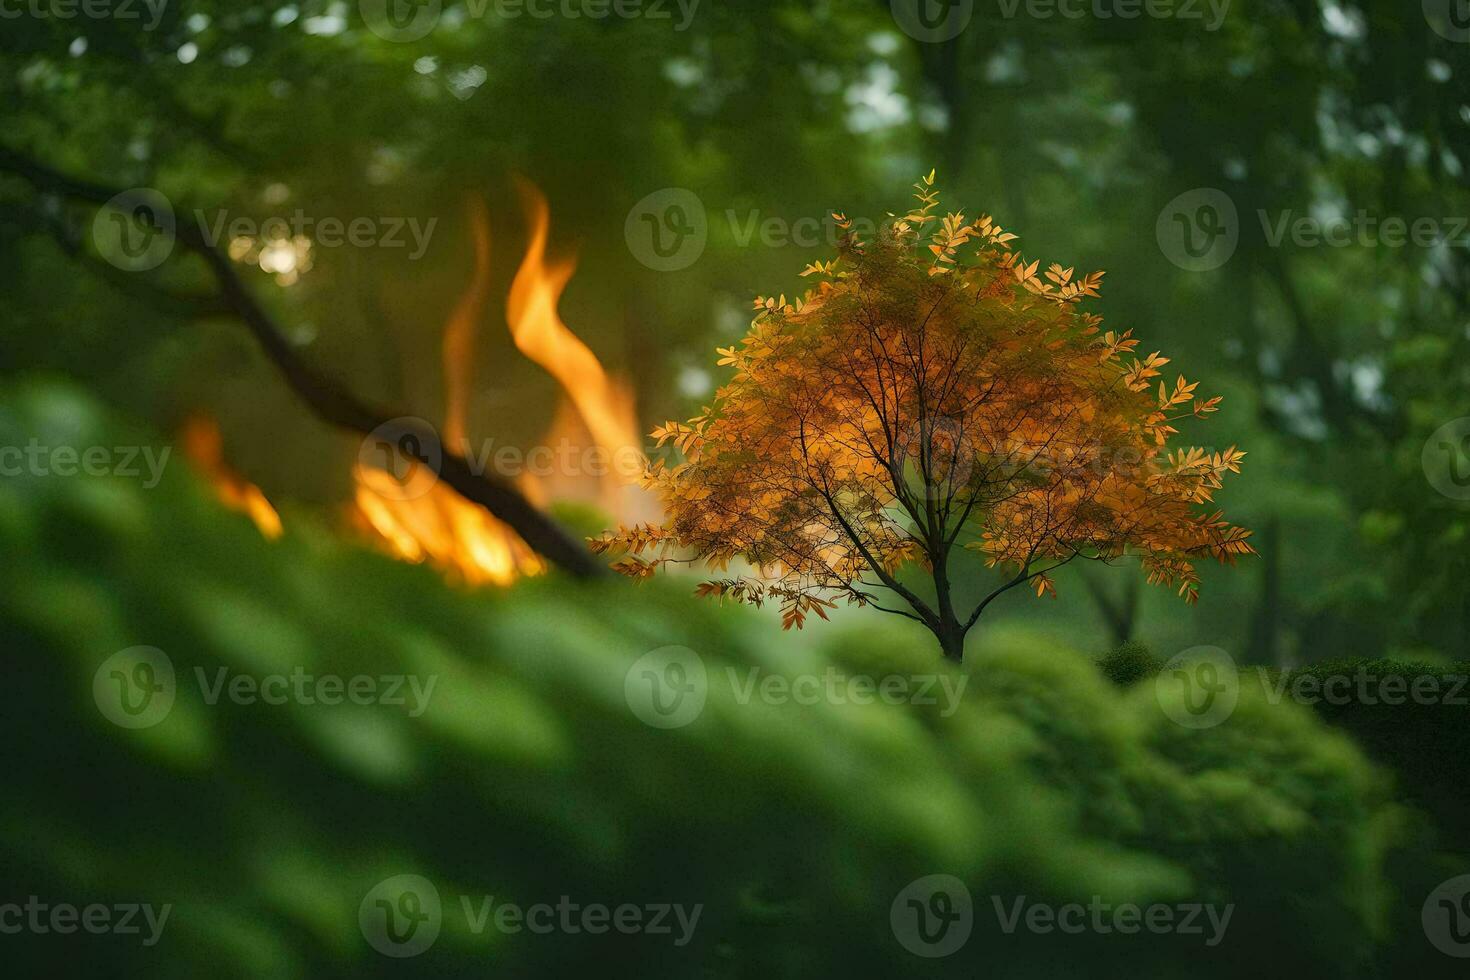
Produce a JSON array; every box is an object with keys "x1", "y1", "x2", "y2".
[{"x1": 595, "y1": 174, "x2": 1254, "y2": 659}]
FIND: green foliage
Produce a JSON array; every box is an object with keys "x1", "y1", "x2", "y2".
[
  {"x1": 1097, "y1": 641, "x2": 1162, "y2": 687},
  {"x1": 0, "y1": 382, "x2": 1440, "y2": 977},
  {"x1": 1265, "y1": 659, "x2": 1470, "y2": 842}
]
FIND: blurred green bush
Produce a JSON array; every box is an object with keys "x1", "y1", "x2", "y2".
[
  {"x1": 1096, "y1": 641, "x2": 1163, "y2": 687},
  {"x1": 0, "y1": 381, "x2": 1453, "y2": 977}
]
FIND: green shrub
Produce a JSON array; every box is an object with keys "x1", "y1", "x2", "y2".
[
  {"x1": 1096, "y1": 641, "x2": 1163, "y2": 687},
  {"x1": 0, "y1": 382, "x2": 1448, "y2": 978}
]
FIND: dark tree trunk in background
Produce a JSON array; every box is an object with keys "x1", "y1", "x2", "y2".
[{"x1": 1248, "y1": 516, "x2": 1282, "y2": 665}]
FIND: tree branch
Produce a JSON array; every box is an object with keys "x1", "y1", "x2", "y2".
[{"x1": 0, "y1": 147, "x2": 606, "y2": 579}]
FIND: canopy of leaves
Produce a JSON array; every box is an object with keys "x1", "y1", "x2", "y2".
[{"x1": 596, "y1": 175, "x2": 1253, "y2": 635}]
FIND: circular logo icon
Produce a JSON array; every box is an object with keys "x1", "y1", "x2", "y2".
[
  {"x1": 890, "y1": 0, "x2": 974, "y2": 43},
  {"x1": 891, "y1": 874, "x2": 973, "y2": 958},
  {"x1": 1156, "y1": 188, "x2": 1238, "y2": 272},
  {"x1": 1156, "y1": 646, "x2": 1239, "y2": 729},
  {"x1": 1425, "y1": 0, "x2": 1470, "y2": 43},
  {"x1": 624, "y1": 188, "x2": 707, "y2": 272},
  {"x1": 93, "y1": 646, "x2": 176, "y2": 729},
  {"x1": 357, "y1": 416, "x2": 444, "y2": 502},
  {"x1": 360, "y1": 874, "x2": 442, "y2": 958},
  {"x1": 1422, "y1": 417, "x2": 1470, "y2": 501},
  {"x1": 624, "y1": 646, "x2": 706, "y2": 729},
  {"x1": 360, "y1": 0, "x2": 442, "y2": 42},
  {"x1": 895, "y1": 416, "x2": 975, "y2": 501},
  {"x1": 92, "y1": 188, "x2": 175, "y2": 272},
  {"x1": 1423, "y1": 874, "x2": 1470, "y2": 957}
]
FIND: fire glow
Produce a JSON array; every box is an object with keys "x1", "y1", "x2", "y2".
[
  {"x1": 182, "y1": 416, "x2": 284, "y2": 540},
  {"x1": 350, "y1": 184, "x2": 648, "y2": 585}
]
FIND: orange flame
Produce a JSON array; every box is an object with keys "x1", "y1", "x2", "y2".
[
  {"x1": 351, "y1": 196, "x2": 545, "y2": 586},
  {"x1": 507, "y1": 181, "x2": 647, "y2": 512},
  {"x1": 350, "y1": 183, "x2": 652, "y2": 586},
  {"x1": 182, "y1": 415, "x2": 284, "y2": 539}
]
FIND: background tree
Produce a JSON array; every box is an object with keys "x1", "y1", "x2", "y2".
[{"x1": 595, "y1": 176, "x2": 1253, "y2": 659}]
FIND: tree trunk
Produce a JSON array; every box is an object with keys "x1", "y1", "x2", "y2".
[
  {"x1": 933, "y1": 619, "x2": 967, "y2": 662},
  {"x1": 929, "y1": 538, "x2": 967, "y2": 662}
]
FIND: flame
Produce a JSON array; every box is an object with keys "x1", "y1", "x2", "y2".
[
  {"x1": 351, "y1": 196, "x2": 545, "y2": 586},
  {"x1": 507, "y1": 180, "x2": 647, "y2": 513},
  {"x1": 182, "y1": 415, "x2": 284, "y2": 539},
  {"x1": 350, "y1": 183, "x2": 652, "y2": 586},
  {"x1": 352, "y1": 468, "x2": 545, "y2": 587}
]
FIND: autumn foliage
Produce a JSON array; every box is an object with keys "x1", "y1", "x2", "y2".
[{"x1": 594, "y1": 174, "x2": 1254, "y2": 658}]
